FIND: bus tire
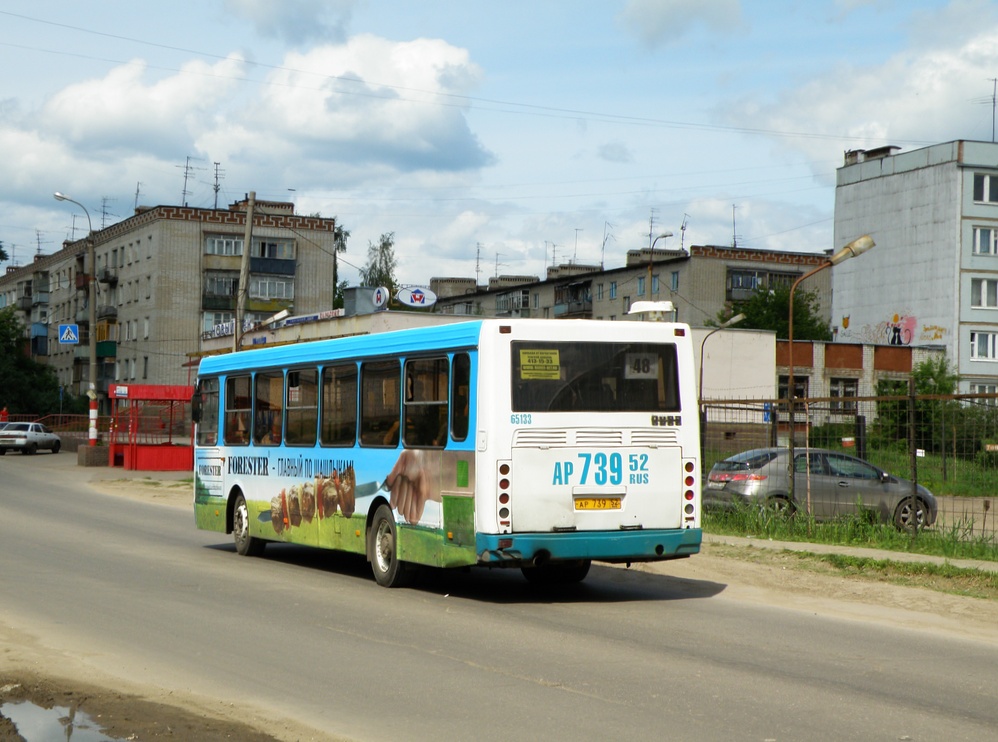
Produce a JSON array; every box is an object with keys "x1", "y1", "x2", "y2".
[
  {"x1": 368, "y1": 504, "x2": 415, "y2": 588},
  {"x1": 521, "y1": 559, "x2": 591, "y2": 584},
  {"x1": 233, "y1": 493, "x2": 266, "y2": 557}
]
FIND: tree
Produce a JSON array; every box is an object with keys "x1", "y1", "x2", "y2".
[
  {"x1": 332, "y1": 223, "x2": 350, "y2": 308},
  {"x1": 0, "y1": 307, "x2": 70, "y2": 415},
  {"x1": 0, "y1": 240, "x2": 8, "y2": 264},
  {"x1": 716, "y1": 283, "x2": 832, "y2": 341},
  {"x1": 360, "y1": 232, "x2": 398, "y2": 291}
]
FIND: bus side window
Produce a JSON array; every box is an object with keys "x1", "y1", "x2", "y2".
[
  {"x1": 195, "y1": 377, "x2": 219, "y2": 446},
  {"x1": 321, "y1": 363, "x2": 358, "y2": 446},
  {"x1": 404, "y1": 357, "x2": 448, "y2": 448},
  {"x1": 224, "y1": 375, "x2": 251, "y2": 445},
  {"x1": 450, "y1": 353, "x2": 471, "y2": 442},
  {"x1": 255, "y1": 370, "x2": 284, "y2": 446},
  {"x1": 360, "y1": 360, "x2": 401, "y2": 446}
]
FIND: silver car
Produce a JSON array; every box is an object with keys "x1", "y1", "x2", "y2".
[
  {"x1": 704, "y1": 447, "x2": 936, "y2": 529},
  {"x1": 0, "y1": 422, "x2": 62, "y2": 455}
]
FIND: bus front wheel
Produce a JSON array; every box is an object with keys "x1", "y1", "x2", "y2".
[
  {"x1": 368, "y1": 505, "x2": 415, "y2": 588},
  {"x1": 233, "y1": 494, "x2": 266, "y2": 557}
]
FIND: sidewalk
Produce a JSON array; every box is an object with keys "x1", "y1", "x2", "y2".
[{"x1": 704, "y1": 532, "x2": 998, "y2": 574}]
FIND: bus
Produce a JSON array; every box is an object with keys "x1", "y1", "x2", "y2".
[{"x1": 192, "y1": 315, "x2": 701, "y2": 586}]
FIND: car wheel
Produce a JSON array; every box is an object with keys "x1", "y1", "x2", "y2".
[
  {"x1": 521, "y1": 559, "x2": 592, "y2": 584},
  {"x1": 763, "y1": 496, "x2": 795, "y2": 517},
  {"x1": 51, "y1": 441, "x2": 61, "y2": 454},
  {"x1": 0, "y1": 448, "x2": 5, "y2": 456},
  {"x1": 23, "y1": 442, "x2": 37, "y2": 455},
  {"x1": 233, "y1": 493, "x2": 266, "y2": 556},
  {"x1": 368, "y1": 504, "x2": 416, "y2": 587},
  {"x1": 893, "y1": 497, "x2": 929, "y2": 531}
]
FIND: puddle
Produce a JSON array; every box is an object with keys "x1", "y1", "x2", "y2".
[{"x1": 0, "y1": 700, "x2": 126, "y2": 741}]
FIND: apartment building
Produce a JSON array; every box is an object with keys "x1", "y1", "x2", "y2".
[
  {"x1": 0, "y1": 198, "x2": 339, "y2": 409},
  {"x1": 832, "y1": 140, "x2": 998, "y2": 393}
]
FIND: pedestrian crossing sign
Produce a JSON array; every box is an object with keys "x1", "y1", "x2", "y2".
[{"x1": 58, "y1": 324, "x2": 79, "y2": 344}]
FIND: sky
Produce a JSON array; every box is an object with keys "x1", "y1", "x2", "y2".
[{"x1": 1, "y1": 0, "x2": 997, "y2": 289}]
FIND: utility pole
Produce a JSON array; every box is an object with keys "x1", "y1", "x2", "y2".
[{"x1": 235, "y1": 191, "x2": 255, "y2": 351}]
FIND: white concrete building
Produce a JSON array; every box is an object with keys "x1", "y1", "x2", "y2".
[{"x1": 832, "y1": 140, "x2": 998, "y2": 393}]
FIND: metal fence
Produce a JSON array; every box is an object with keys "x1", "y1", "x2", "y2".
[{"x1": 702, "y1": 388, "x2": 998, "y2": 541}]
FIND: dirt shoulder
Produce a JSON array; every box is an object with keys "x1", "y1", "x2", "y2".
[{"x1": 2, "y1": 474, "x2": 996, "y2": 741}]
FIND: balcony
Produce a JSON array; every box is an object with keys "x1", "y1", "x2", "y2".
[
  {"x1": 96, "y1": 340, "x2": 117, "y2": 358},
  {"x1": 553, "y1": 299, "x2": 593, "y2": 318},
  {"x1": 97, "y1": 305, "x2": 118, "y2": 320},
  {"x1": 98, "y1": 267, "x2": 119, "y2": 286},
  {"x1": 203, "y1": 294, "x2": 236, "y2": 311},
  {"x1": 76, "y1": 273, "x2": 89, "y2": 291},
  {"x1": 16, "y1": 295, "x2": 32, "y2": 311},
  {"x1": 250, "y1": 257, "x2": 295, "y2": 276}
]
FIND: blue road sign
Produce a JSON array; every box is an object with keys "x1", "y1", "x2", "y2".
[{"x1": 58, "y1": 324, "x2": 80, "y2": 344}]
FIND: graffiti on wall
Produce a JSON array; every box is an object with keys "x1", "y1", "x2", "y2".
[{"x1": 840, "y1": 311, "x2": 940, "y2": 346}]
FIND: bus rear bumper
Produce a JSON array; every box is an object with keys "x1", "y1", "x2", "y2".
[{"x1": 476, "y1": 528, "x2": 701, "y2": 566}]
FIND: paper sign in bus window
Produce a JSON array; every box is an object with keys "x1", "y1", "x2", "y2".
[
  {"x1": 624, "y1": 352, "x2": 658, "y2": 380},
  {"x1": 519, "y1": 349, "x2": 560, "y2": 380}
]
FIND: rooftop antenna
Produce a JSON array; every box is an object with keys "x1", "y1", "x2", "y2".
[
  {"x1": 731, "y1": 205, "x2": 738, "y2": 248},
  {"x1": 494, "y1": 251, "x2": 506, "y2": 279},
  {"x1": 133, "y1": 182, "x2": 142, "y2": 211},
  {"x1": 648, "y1": 208, "x2": 658, "y2": 247},
  {"x1": 574, "y1": 228, "x2": 582, "y2": 263},
  {"x1": 601, "y1": 221, "x2": 613, "y2": 268},
  {"x1": 213, "y1": 162, "x2": 224, "y2": 209},
  {"x1": 680, "y1": 214, "x2": 689, "y2": 251},
  {"x1": 35, "y1": 230, "x2": 50, "y2": 257},
  {"x1": 100, "y1": 196, "x2": 117, "y2": 229},
  {"x1": 475, "y1": 242, "x2": 482, "y2": 287}
]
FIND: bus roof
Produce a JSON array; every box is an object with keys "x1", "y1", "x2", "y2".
[{"x1": 196, "y1": 319, "x2": 487, "y2": 376}]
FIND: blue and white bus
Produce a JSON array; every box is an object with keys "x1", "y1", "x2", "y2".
[{"x1": 192, "y1": 316, "x2": 701, "y2": 586}]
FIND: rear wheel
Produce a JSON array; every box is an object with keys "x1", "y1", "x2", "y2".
[
  {"x1": 894, "y1": 497, "x2": 929, "y2": 531},
  {"x1": 22, "y1": 442, "x2": 37, "y2": 455},
  {"x1": 763, "y1": 496, "x2": 795, "y2": 517},
  {"x1": 368, "y1": 504, "x2": 416, "y2": 587},
  {"x1": 51, "y1": 441, "x2": 61, "y2": 454},
  {"x1": 521, "y1": 559, "x2": 592, "y2": 584},
  {"x1": 0, "y1": 448, "x2": 5, "y2": 455},
  {"x1": 233, "y1": 493, "x2": 266, "y2": 556}
]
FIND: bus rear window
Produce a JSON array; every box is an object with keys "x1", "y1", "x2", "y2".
[{"x1": 510, "y1": 341, "x2": 681, "y2": 412}]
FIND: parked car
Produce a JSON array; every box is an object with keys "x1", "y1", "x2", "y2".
[
  {"x1": 0, "y1": 422, "x2": 62, "y2": 455},
  {"x1": 703, "y1": 447, "x2": 936, "y2": 529}
]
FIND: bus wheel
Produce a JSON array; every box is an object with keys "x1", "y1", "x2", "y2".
[
  {"x1": 233, "y1": 494, "x2": 266, "y2": 557},
  {"x1": 368, "y1": 505, "x2": 415, "y2": 588},
  {"x1": 521, "y1": 559, "x2": 591, "y2": 584}
]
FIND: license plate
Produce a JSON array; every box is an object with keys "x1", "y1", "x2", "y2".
[
  {"x1": 707, "y1": 480, "x2": 724, "y2": 489},
  {"x1": 574, "y1": 497, "x2": 621, "y2": 511}
]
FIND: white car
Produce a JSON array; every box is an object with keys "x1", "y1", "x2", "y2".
[{"x1": 0, "y1": 422, "x2": 62, "y2": 455}]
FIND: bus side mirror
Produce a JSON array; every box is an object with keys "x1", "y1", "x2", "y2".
[{"x1": 191, "y1": 393, "x2": 202, "y2": 424}]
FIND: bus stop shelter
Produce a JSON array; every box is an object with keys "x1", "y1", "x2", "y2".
[{"x1": 108, "y1": 384, "x2": 194, "y2": 471}]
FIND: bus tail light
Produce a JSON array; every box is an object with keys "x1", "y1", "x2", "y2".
[
  {"x1": 497, "y1": 460, "x2": 512, "y2": 533},
  {"x1": 682, "y1": 459, "x2": 699, "y2": 527}
]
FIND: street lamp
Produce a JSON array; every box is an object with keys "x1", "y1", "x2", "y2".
[
  {"x1": 787, "y1": 234, "x2": 874, "y2": 505},
  {"x1": 54, "y1": 191, "x2": 98, "y2": 447},
  {"x1": 648, "y1": 231, "x2": 674, "y2": 298},
  {"x1": 698, "y1": 312, "x2": 745, "y2": 453}
]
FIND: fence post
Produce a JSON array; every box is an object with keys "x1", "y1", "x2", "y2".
[
  {"x1": 855, "y1": 414, "x2": 866, "y2": 462},
  {"x1": 908, "y1": 378, "x2": 918, "y2": 537}
]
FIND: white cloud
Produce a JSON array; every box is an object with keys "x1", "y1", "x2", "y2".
[
  {"x1": 223, "y1": 0, "x2": 356, "y2": 45},
  {"x1": 619, "y1": 0, "x2": 746, "y2": 48}
]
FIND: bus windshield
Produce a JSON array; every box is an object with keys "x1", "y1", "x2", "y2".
[{"x1": 510, "y1": 340, "x2": 681, "y2": 413}]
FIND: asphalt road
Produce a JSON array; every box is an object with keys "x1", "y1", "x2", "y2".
[{"x1": 1, "y1": 453, "x2": 996, "y2": 741}]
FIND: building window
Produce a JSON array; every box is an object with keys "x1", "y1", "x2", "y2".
[
  {"x1": 778, "y1": 375, "x2": 809, "y2": 409},
  {"x1": 970, "y1": 331, "x2": 998, "y2": 360},
  {"x1": 609, "y1": 282, "x2": 617, "y2": 299},
  {"x1": 205, "y1": 236, "x2": 242, "y2": 256},
  {"x1": 829, "y1": 377, "x2": 858, "y2": 412},
  {"x1": 204, "y1": 272, "x2": 237, "y2": 297},
  {"x1": 623, "y1": 295, "x2": 630, "y2": 312},
  {"x1": 652, "y1": 275, "x2": 660, "y2": 294},
  {"x1": 250, "y1": 275, "x2": 295, "y2": 300},
  {"x1": 596, "y1": 283, "x2": 603, "y2": 301},
  {"x1": 973, "y1": 227, "x2": 998, "y2": 255},
  {"x1": 252, "y1": 239, "x2": 295, "y2": 260},
  {"x1": 972, "y1": 278, "x2": 998, "y2": 308},
  {"x1": 203, "y1": 311, "x2": 234, "y2": 333},
  {"x1": 974, "y1": 173, "x2": 998, "y2": 204},
  {"x1": 637, "y1": 276, "x2": 646, "y2": 296},
  {"x1": 671, "y1": 271, "x2": 679, "y2": 291},
  {"x1": 970, "y1": 383, "x2": 998, "y2": 405},
  {"x1": 533, "y1": 292, "x2": 539, "y2": 308}
]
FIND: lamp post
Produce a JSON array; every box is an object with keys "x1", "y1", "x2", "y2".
[
  {"x1": 698, "y1": 312, "x2": 745, "y2": 453},
  {"x1": 54, "y1": 192, "x2": 98, "y2": 447},
  {"x1": 648, "y1": 231, "x2": 674, "y2": 298},
  {"x1": 787, "y1": 234, "x2": 874, "y2": 505}
]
